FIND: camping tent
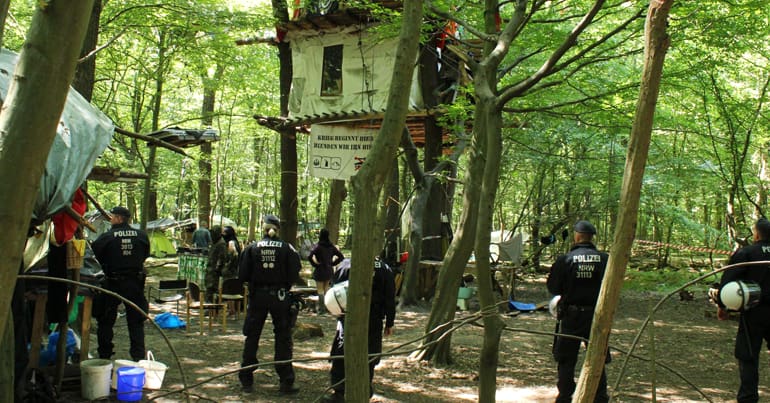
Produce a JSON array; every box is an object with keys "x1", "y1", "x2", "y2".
[{"x1": 145, "y1": 218, "x2": 179, "y2": 257}]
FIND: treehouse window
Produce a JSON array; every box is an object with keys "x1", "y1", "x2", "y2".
[{"x1": 321, "y1": 45, "x2": 343, "y2": 96}]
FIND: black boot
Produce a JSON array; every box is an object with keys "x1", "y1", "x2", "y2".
[{"x1": 279, "y1": 382, "x2": 300, "y2": 395}]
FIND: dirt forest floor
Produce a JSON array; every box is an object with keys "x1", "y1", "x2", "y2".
[{"x1": 56, "y1": 258, "x2": 770, "y2": 402}]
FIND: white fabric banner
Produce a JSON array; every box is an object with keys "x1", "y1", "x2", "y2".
[{"x1": 309, "y1": 125, "x2": 377, "y2": 180}]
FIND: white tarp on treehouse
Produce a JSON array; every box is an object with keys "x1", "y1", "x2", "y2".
[
  {"x1": 287, "y1": 27, "x2": 423, "y2": 118},
  {"x1": 309, "y1": 124, "x2": 377, "y2": 180}
]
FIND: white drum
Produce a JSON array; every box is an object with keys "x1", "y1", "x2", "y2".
[{"x1": 720, "y1": 280, "x2": 762, "y2": 311}]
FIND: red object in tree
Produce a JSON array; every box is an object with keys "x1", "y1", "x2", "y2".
[{"x1": 52, "y1": 188, "x2": 86, "y2": 245}]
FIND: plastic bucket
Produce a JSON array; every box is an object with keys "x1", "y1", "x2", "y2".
[
  {"x1": 80, "y1": 359, "x2": 113, "y2": 400},
  {"x1": 138, "y1": 351, "x2": 168, "y2": 390},
  {"x1": 116, "y1": 366, "x2": 145, "y2": 402},
  {"x1": 111, "y1": 359, "x2": 137, "y2": 390}
]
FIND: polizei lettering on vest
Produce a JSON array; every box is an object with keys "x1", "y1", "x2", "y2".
[
  {"x1": 114, "y1": 230, "x2": 139, "y2": 237},
  {"x1": 572, "y1": 254, "x2": 601, "y2": 263},
  {"x1": 257, "y1": 240, "x2": 282, "y2": 248}
]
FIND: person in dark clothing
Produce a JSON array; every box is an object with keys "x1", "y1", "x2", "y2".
[
  {"x1": 222, "y1": 225, "x2": 241, "y2": 279},
  {"x1": 91, "y1": 206, "x2": 150, "y2": 361},
  {"x1": 204, "y1": 225, "x2": 227, "y2": 302},
  {"x1": 322, "y1": 257, "x2": 396, "y2": 403},
  {"x1": 716, "y1": 217, "x2": 770, "y2": 403},
  {"x1": 546, "y1": 220, "x2": 610, "y2": 403},
  {"x1": 308, "y1": 228, "x2": 344, "y2": 314},
  {"x1": 192, "y1": 221, "x2": 212, "y2": 252},
  {"x1": 237, "y1": 214, "x2": 301, "y2": 395}
]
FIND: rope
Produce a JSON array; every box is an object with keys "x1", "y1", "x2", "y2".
[{"x1": 633, "y1": 239, "x2": 732, "y2": 256}]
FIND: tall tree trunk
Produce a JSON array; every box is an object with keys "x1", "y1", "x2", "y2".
[
  {"x1": 0, "y1": 0, "x2": 9, "y2": 48},
  {"x1": 248, "y1": 137, "x2": 264, "y2": 243},
  {"x1": 325, "y1": 179, "x2": 347, "y2": 244},
  {"x1": 420, "y1": 36, "x2": 445, "y2": 261},
  {"x1": 0, "y1": 4, "x2": 95, "y2": 399},
  {"x1": 198, "y1": 64, "x2": 223, "y2": 226},
  {"x1": 415, "y1": 117, "x2": 484, "y2": 364},
  {"x1": 272, "y1": 0, "x2": 298, "y2": 246},
  {"x1": 141, "y1": 30, "x2": 168, "y2": 228},
  {"x1": 346, "y1": 0, "x2": 422, "y2": 400},
  {"x1": 755, "y1": 142, "x2": 769, "y2": 218},
  {"x1": 199, "y1": 142, "x2": 212, "y2": 224},
  {"x1": 382, "y1": 166, "x2": 400, "y2": 264},
  {"x1": 473, "y1": 95, "x2": 505, "y2": 402},
  {"x1": 575, "y1": 1, "x2": 673, "y2": 400},
  {"x1": 72, "y1": 0, "x2": 101, "y2": 101}
]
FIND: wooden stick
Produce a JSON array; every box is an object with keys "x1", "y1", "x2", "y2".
[
  {"x1": 114, "y1": 127, "x2": 190, "y2": 157},
  {"x1": 64, "y1": 205, "x2": 97, "y2": 232},
  {"x1": 81, "y1": 187, "x2": 111, "y2": 219}
]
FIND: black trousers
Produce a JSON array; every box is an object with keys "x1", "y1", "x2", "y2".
[
  {"x1": 553, "y1": 308, "x2": 609, "y2": 403},
  {"x1": 329, "y1": 315, "x2": 384, "y2": 395},
  {"x1": 93, "y1": 273, "x2": 148, "y2": 361},
  {"x1": 735, "y1": 305, "x2": 770, "y2": 403},
  {"x1": 239, "y1": 289, "x2": 295, "y2": 387}
]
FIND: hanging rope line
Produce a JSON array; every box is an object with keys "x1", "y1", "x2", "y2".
[{"x1": 633, "y1": 239, "x2": 732, "y2": 256}]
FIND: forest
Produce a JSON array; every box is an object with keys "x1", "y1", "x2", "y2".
[{"x1": 0, "y1": 0, "x2": 768, "y2": 402}]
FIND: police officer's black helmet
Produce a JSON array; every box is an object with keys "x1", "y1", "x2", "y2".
[
  {"x1": 263, "y1": 214, "x2": 281, "y2": 229},
  {"x1": 110, "y1": 206, "x2": 131, "y2": 219},
  {"x1": 574, "y1": 220, "x2": 596, "y2": 235}
]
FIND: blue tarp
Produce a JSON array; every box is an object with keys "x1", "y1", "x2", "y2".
[{"x1": 509, "y1": 300, "x2": 537, "y2": 312}]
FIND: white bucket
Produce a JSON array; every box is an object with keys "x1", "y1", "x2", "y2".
[
  {"x1": 80, "y1": 359, "x2": 113, "y2": 400},
  {"x1": 111, "y1": 359, "x2": 138, "y2": 390},
  {"x1": 138, "y1": 351, "x2": 168, "y2": 390}
]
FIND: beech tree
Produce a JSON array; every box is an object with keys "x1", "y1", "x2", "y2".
[
  {"x1": 344, "y1": 0, "x2": 423, "y2": 400},
  {"x1": 0, "y1": 1, "x2": 96, "y2": 398},
  {"x1": 576, "y1": 1, "x2": 674, "y2": 400}
]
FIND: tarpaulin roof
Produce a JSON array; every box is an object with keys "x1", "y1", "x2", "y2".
[{"x1": 0, "y1": 49, "x2": 114, "y2": 224}]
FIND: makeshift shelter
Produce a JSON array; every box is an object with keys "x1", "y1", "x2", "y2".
[
  {"x1": 255, "y1": 4, "x2": 464, "y2": 181},
  {"x1": 4, "y1": 47, "x2": 115, "y2": 267}
]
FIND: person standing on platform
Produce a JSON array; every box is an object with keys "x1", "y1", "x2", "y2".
[
  {"x1": 237, "y1": 214, "x2": 301, "y2": 395},
  {"x1": 92, "y1": 206, "x2": 150, "y2": 362}
]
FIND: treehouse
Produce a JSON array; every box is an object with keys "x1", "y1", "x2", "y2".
[{"x1": 256, "y1": 0, "x2": 467, "y2": 180}]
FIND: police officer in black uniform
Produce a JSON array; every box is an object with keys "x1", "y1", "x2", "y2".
[
  {"x1": 547, "y1": 220, "x2": 610, "y2": 403},
  {"x1": 322, "y1": 257, "x2": 396, "y2": 403},
  {"x1": 92, "y1": 206, "x2": 150, "y2": 361},
  {"x1": 716, "y1": 217, "x2": 770, "y2": 403},
  {"x1": 238, "y1": 214, "x2": 301, "y2": 395}
]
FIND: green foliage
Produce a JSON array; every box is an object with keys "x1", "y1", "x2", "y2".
[{"x1": 622, "y1": 266, "x2": 717, "y2": 293}]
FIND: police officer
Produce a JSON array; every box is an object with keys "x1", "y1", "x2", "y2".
[
  {"x1": 716, "y1": 217, "x2": 770, "y2": 403},
  {"x1": 238, "y1": 214, "x2": 301, "y2": 394},
  {"x1": 91, "y1": 206, "x2": 150, "y2": 361},
  {"x1": 546, "y1": 220, "x2": 610, "y2": 403},
  {"x1": 204, "y1": 225, "x2": 227, "y2": 302},
  {"x1": 322, "y1": 257, "x2": 396, "y2": 402}
]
